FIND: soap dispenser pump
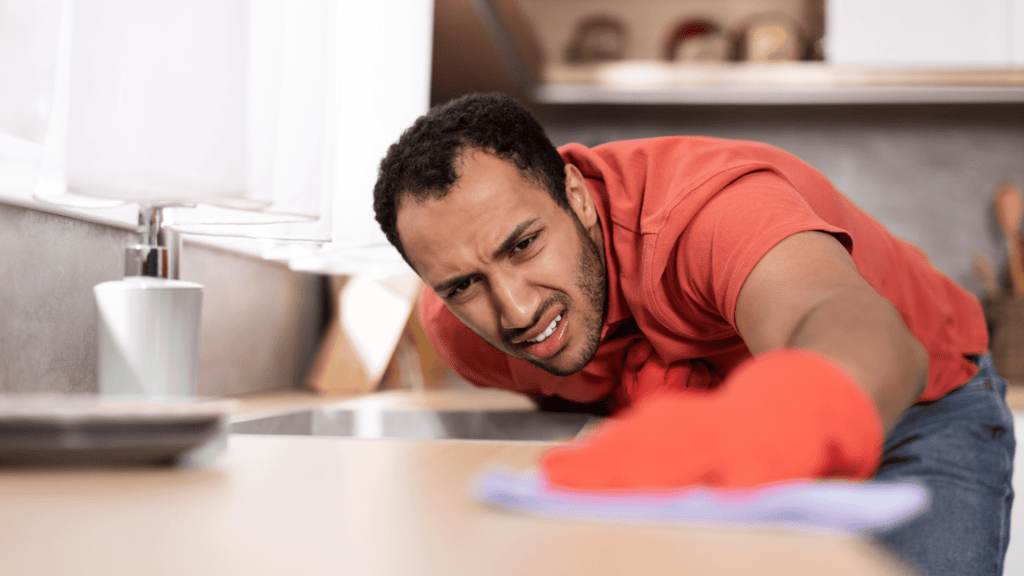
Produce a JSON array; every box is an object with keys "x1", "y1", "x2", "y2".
[{"x1": 93, "y1": 205, "x2": 203, "y2": 399}]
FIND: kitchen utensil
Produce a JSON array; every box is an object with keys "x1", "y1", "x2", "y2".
[{"x1": 993, "y1": 181, "x2": 1024, "y2": 296}]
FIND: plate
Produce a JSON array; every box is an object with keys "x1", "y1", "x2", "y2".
[{"x1": 0, "y1": 395, "x2": 234, "y2": 466}]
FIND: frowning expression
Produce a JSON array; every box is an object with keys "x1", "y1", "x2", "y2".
[{"x1": 396, "y1": 150, "x2": 607, "y2": 375}]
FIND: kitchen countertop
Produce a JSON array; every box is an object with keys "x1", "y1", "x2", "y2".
[
  {"x1": 0, "y1": 433, "x2": 914, "y2": 576},
  {"x1": 13, "y1": 383, "x2": 1008, "y2": 575},
  {"x1": 231, "y1": 381, "x2": 1024, "y2": 415},
  {"x1": 0, "y1": 386, "x2": 919, "y2": 576},
  {"x1": 227, "y1": 387, "x2": 539, "y2": 418}
]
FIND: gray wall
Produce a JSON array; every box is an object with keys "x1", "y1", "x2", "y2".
[
  {"x1": 0, "y1": 201, "x2": 325, "y2": 396},
  {"x1": 536, "y1": 103, "x2": 1024, "y2": 299}
]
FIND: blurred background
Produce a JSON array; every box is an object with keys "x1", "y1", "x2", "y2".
[
  {"x1": 1, "y1": 0, "x2": 1023, "y2": 398},
  {"x1": 0, "y1": 4, "x2": 1021, "y2": 573}
]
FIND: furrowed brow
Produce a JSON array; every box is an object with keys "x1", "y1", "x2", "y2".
[
  {"x1": 491, "y1": 218, "x2": 540, "y2": 260},
  {"x1": 432, "y1": 217, "x2": 541, "y2": 295},
  {"x1": 433, "y1": 273, "x2": 474, "y2": 295}
]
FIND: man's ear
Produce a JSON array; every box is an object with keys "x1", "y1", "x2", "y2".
[{"x1": 565, "y1": 164, "x2": 597, "y2": 227}]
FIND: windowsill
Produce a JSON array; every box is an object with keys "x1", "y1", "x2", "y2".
[
  {"x1": 0, "y1": 149, "x2": 138, "y2": 233},
  {"x1": 0, "y1": 157, "x2": 411, "y2": 277}
]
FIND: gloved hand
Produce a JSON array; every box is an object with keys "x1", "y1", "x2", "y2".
[{"x1": 541, "y1": 348, "x2": 884, "y2": 490}]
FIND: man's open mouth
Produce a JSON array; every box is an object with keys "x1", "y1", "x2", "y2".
[
  {"x1": 525, "y1": 314, "x2": 562, "y2": 344},
  {"x1": 511, "y1": 308, "x2": 569, "y2": 362}
]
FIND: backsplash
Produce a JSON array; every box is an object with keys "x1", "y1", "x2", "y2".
[{"x1": 0, "y1": 201, "x2": 325, "y2": 396}]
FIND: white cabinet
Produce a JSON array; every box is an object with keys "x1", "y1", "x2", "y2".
[{"x1": 826, "y1": 0, "x2": 1024, "y2": 68}]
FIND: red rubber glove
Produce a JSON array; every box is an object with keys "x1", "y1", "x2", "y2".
[{"x1": 541, "y1": 349, "x2": 884, "y2": 490}]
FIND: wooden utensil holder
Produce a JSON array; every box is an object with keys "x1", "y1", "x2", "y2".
[{"x1": 984, "y1": 296, "x2": 1024, "y2": 381}]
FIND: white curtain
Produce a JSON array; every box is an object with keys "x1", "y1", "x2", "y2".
[
  {"x1": 0, "y1": 0, "x2": 65, "y2": 206},
  {"x1": 269, "y1": 0, "x2": 433, "y2": 276},
  {"x1": 165, "y1": 0, "x2": 337, "y2": 240},
  {"x1": 1, "y1": 0, "x2": 432, "y2": 261}
]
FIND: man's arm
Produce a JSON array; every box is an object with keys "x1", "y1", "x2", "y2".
[
  {"x1": 734, "y1": 230, "x2": 928, "y2": 434},
  {"x1": 540, "y1": 230, "x2": 928, "y2": 490}
]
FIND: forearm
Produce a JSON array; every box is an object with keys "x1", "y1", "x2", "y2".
[
  {"x1": 784, "y1": 284, "x2": 928, "y2": 434},
  {"x1": 542, "y1": 230, "x2": 924, "y2": 490},
  {"x1": 734, "y1": 231, "x2": 929, "y2": 434}
]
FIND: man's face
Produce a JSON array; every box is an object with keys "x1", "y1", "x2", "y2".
[{"x1": 397, "y1": 150, "x2": 607, "y2": 376}]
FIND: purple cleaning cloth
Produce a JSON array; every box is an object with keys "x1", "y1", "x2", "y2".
[{"x1": 475, "y1": 469, "x2": 928, "y2": 533}]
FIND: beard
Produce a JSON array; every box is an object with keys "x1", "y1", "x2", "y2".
[{"x1": 528, "y1": 213, "x2": 608, "y2": 376}]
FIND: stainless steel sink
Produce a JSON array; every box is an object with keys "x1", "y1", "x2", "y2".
[{"x1": 230, "y1": 408, "x2": 598, "y2": 441}]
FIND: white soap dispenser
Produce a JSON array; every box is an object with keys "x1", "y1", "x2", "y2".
[{"x1": 94, "y1": 205, "x2": 203, "y2": 400}]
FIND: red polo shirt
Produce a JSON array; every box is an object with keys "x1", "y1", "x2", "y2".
[{"x1": 420, "y1": 137, "x2": 987, "y2": 407}]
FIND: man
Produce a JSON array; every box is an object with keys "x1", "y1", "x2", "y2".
[{"x1": 373, "y1": 93, "x2": 1015, "y2": 575}]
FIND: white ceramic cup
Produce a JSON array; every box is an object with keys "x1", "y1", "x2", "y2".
[{"x1": 94, "y1": 277, "x2": 203, "y2": 399}]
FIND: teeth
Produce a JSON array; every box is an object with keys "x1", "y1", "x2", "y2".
[{"x1": 527, "y1": 314, "x2": 562, "y2": 344}]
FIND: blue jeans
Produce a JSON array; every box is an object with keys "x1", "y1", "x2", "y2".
[{"x1": 872, "y1": 354, "x2": 1016, "y2": 576}]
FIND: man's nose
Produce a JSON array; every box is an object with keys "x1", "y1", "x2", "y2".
[{"x1": 492, "y1": 271, "x2": 539, "y2": 331}]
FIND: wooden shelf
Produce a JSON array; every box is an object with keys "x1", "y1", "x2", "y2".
[
  {"x1": 536, "y1": 62, "x2": 1024, "y2": 105},
  {"x1": 454, "y1": 1, "x2": 1024, "y2": 106}
]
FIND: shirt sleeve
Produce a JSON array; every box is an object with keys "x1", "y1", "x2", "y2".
[{"x1": 668, "y1": 169, "x2": 852, "y2": 332}]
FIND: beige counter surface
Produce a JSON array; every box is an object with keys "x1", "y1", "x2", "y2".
[
  {"x1": 228, "y1": 387, "x2": 538, "y2": 418},
  {"x1": 0, "y1": 432, "x2": 913, "y2": 576},
  {"x1": 233, "y1": 383, "x2": 1024, "y2": 415}
]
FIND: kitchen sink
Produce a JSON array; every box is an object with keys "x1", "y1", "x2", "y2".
[{"x1": 229, "y1": 407, "x2": 599, "y2": 442}]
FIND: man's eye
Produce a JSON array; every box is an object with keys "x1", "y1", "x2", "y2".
[
  {"x1": 448, "y1": 277, "x2": 475, "y2": 298},
  {"x1": 512, "y1": 235, "x2": 535, "y2": 254}
]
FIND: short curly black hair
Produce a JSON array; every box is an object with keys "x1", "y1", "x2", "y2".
[{"x1": 373, "y1": 93, "x2": 569, "y2": 264}]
